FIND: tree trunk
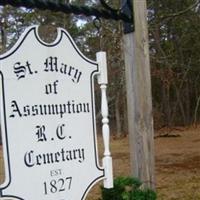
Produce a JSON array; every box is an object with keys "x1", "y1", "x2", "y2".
[
  {"x1": 173, "y1": 83, "x2": 186, "y2": 125},
  {"x1": 161, "y1": 83, "x2": 171, "y2": 127},
  {"x1": 193, "y1": 95, "x2": 200, "y2": 126},
  {"x1": 115, "y1": 93, "x2": 122, "y2": 138},
  {"x1": 185, "y1": 79, "x2": 191, "y2": 125}
]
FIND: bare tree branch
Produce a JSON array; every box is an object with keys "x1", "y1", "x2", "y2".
[{"x1": 160, "y1": 0, "x2": 200, "y2": 20}]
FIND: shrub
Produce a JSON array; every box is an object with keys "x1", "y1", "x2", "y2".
[{"x1": 100, "y1": 176, "x2": 156, "y2": 200}]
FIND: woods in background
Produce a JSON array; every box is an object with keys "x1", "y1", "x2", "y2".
[
  {"x1": 149, "y1": 0, "x2": 200, "y2": 129},
  {"x1": 1, "y1": 0, "x2": 200, "y2": 136}
]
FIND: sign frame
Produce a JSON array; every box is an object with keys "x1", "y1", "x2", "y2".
[{"x1": 0, "y1": 26, "x2": 113, "y2": 200}]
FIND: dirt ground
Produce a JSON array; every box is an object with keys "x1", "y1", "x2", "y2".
[
  {"x1": 87, "y1": 126, "x2": 200, "y2": 200},
  {"x1": 155, "y1": 126, "x2": 200, "y2": 200},
  {"x1": 0, "y1": 126, "x2": 200, "y2": 199}
]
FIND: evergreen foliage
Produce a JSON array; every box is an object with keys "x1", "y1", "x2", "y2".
[
  {"x1": 101, "y1": 176, "x2": 157, "y2": 200},
  {"x1": 1, "y1": 0, "x2": 200, "y2": 130}
]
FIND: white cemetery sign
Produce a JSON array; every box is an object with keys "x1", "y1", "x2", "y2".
[{"x1": 0, "y1": 26, "x2": 113, "y2": 200}]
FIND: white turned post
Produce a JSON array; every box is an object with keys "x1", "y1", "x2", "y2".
[{"x1": 96, "y1": 51, "x2": 113, "y2": 188}]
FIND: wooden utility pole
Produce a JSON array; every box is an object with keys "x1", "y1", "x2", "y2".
[{"x1": 123, "y1": 0, "x2": 155, "y2": 189}]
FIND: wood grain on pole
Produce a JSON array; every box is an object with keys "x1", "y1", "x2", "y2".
[{"x1": 123, "y1": 0, "x2": 155, "y2": 189}]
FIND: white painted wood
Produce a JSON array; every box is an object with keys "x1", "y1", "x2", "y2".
[
  {"x1": 96, "y1": 52, "x2": 113, "y2": 188},
  {"x1": 96, "y1": 52, "x2": 108, "y2": 84},
  {"x1": 102, "y1": 156, "x2": 113, "y2": 188},
  {"x1": 101, "y1": 84, "x2": 110, "y2": 157}
]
